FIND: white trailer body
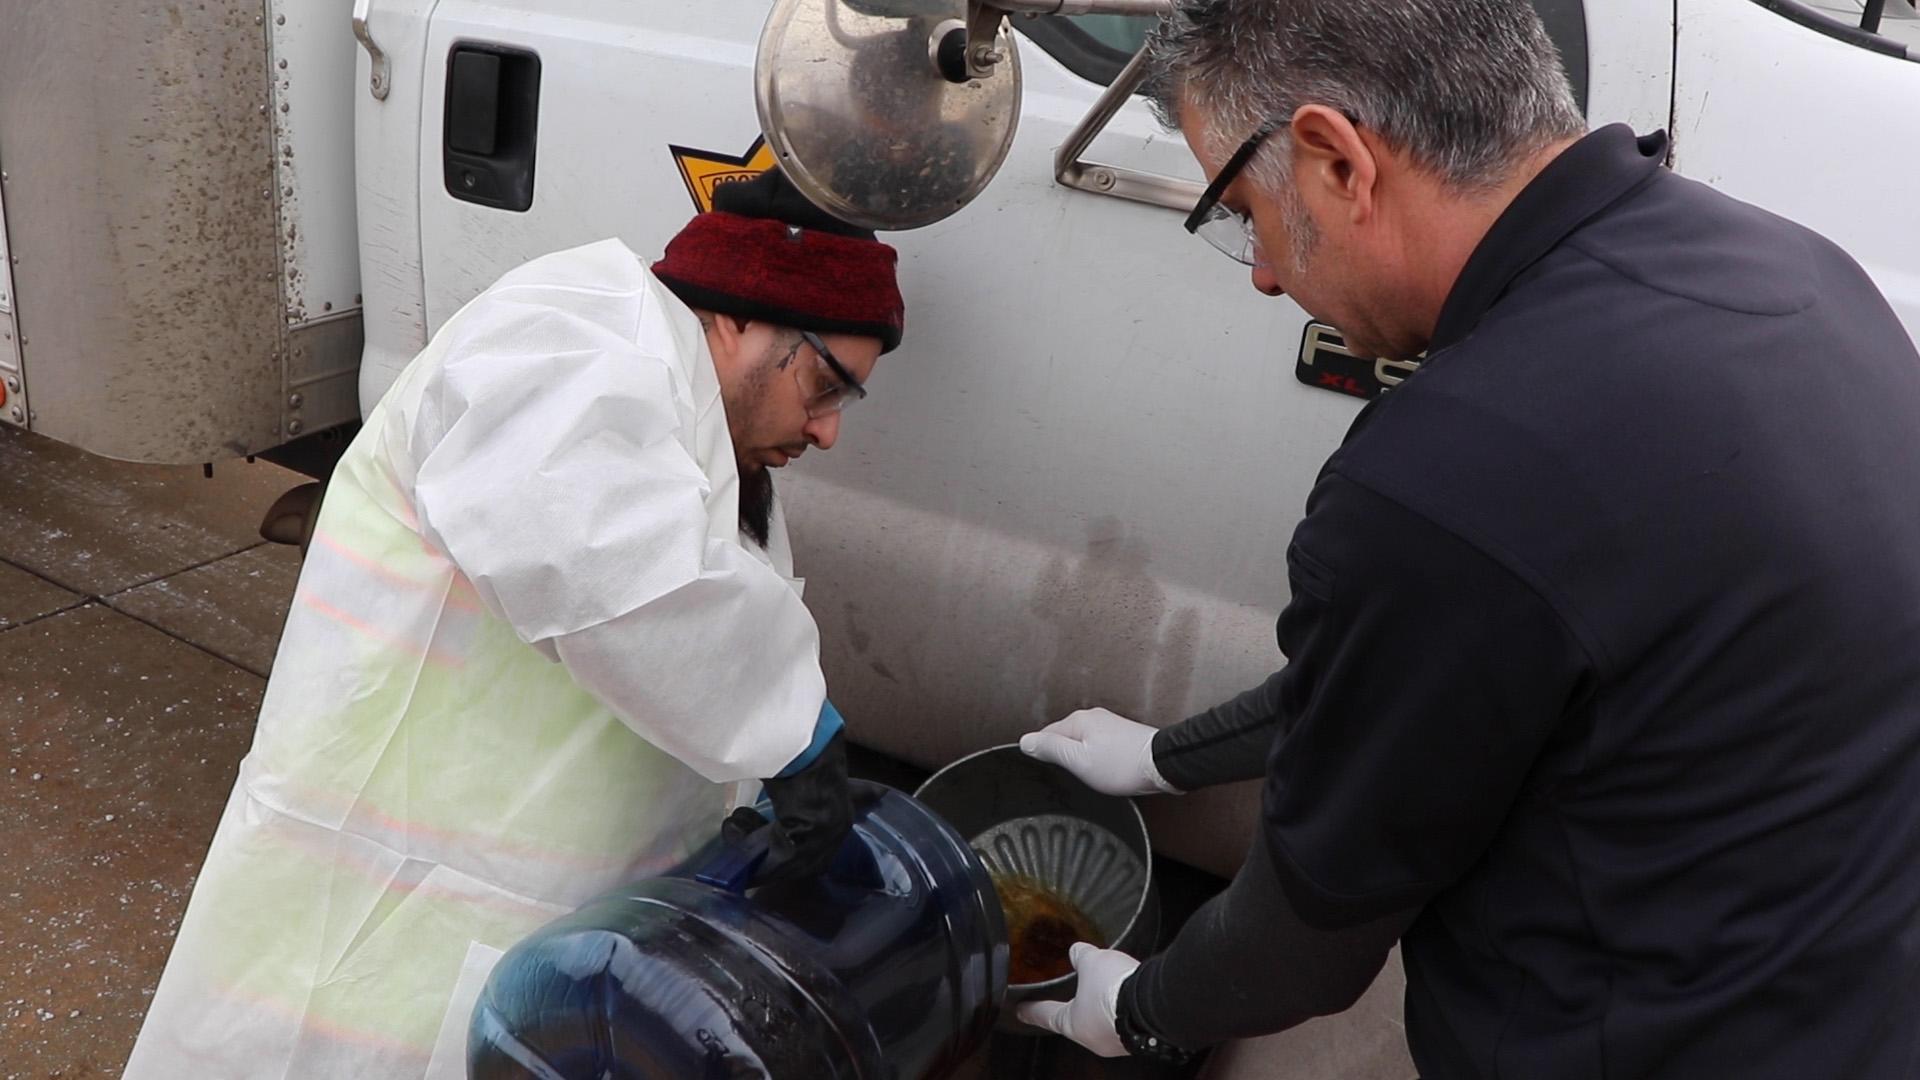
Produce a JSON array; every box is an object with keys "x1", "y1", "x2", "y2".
[{"x1": 0, "y1": 0, "x2": 363, "y2": 461}]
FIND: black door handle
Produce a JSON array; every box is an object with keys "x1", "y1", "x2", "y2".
[{"x1": 444, "y1": 43, "x2": 540, "y2": 212}]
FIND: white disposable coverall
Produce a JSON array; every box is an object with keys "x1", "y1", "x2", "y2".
[{"x1": 124, "y1": 239, "x2": 827, "y2": 1079}]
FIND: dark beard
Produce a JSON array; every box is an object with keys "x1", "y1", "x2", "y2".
[{"x1": 739, "y1": 464, "x2": 775, "y2": 549}]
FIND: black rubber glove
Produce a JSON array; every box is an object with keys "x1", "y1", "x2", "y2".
[{"x1": 724, "y1": 731, "x2": 853, "y2": 886}]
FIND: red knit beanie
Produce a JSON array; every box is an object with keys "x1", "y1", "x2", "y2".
[{"x1": 653, "y1": 168, "x2": 906, "y2": 353}]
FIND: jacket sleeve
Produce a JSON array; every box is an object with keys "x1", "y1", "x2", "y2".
[
  {"x1": 1125, "y1": 468, "x2": 1588, "y2": 1047},
  {"x1": 1151, "y1": 669, "x2": 1290, "y2": 792},
  {"x1": 1122, "y1": 833, "x2": 1415, "y2": 1048},
  {"x1": 1258, "y1": 469, "x2": 1592, "y2": 928},
  {"x1": 404, "y1": 279, "x2": 825, "y2": 784}
]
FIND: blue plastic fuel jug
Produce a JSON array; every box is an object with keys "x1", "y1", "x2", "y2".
[{"x1": 468, "y1": 781, "x2": 1009, "y2": 1078}]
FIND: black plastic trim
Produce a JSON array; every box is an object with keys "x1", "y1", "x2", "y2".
[
  {"x1": 1533, "y1": 0, "x2": 1591, "y2": 115},
  {"x1": 443, "y1": 42, "x2": 543, "y2": 212},
  {"x1": 258, "y1": 421, "x2": 359, "y2": 480},
  {"x1": 1749, "y1": 0, "x2": 1911, "y2": 58}
]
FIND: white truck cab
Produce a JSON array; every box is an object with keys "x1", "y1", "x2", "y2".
[
  {"x1": 336, "y1": 0, "x2": 1920, "y2": 881},
  {"x1": 1, "y1": 2, "x2": 1916, "y2": 1074}
]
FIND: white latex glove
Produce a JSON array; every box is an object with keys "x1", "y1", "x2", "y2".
[
  {"x1": 1015, "y1": 943, "x2": 1140, "y2": 1057},
  {"x1": 1019, "y1": 708, "x2": 1182, "y2": 797}
]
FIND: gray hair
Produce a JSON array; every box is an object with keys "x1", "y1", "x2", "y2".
[{"x1": 1147, "y1": 0, "x2": 1585, "y2": 194}]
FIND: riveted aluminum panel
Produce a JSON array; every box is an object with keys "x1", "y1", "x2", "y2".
[
  {"x1": 270, "y1": 0, "x2": 364, "y2": 325},
  {"x1": 284, "y1": 310, "x2": 363, "y2": 439},
  {"x1": 0, "y1": 0, "x2": 284, "y2": 461}
]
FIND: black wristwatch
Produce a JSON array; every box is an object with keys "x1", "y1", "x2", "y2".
[{"x1": 1116, "y1": 972, "x2": 1202, "y2": 1067}]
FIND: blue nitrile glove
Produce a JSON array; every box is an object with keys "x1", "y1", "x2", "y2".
[{"x1": 778, "y1": 698, "x2": 845, "y2": 777}]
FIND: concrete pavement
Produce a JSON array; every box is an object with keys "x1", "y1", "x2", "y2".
[
  {"x1": 0, "y1": 423, "x2": 1413, "y2": 1080},
  {"x1": 0, "y1": 426, "x2": 302, "y2": 1079}
]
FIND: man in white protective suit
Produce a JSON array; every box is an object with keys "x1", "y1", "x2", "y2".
[{"x1": 124, "y1": 168, "x2": 906, "y2": 1079}]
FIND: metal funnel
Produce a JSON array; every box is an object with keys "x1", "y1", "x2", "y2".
[
  {"x1": 968, "y1": 813, "x2": 1147, "y2": 958},
  {"x1": 915, "y1": 744, "x2": 1157, "y2": 1008}
]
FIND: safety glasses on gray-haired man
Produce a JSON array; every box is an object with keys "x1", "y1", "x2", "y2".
[{"x1": 1184, "y1": 120, "x2": 1287, "y2": 265}]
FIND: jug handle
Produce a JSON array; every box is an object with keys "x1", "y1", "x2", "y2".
[
  {"x1": 698, "y1": 810, "x2": 773, "y2": 894},
  {"x1": 699, "y1": 803, "x2": 887, "y2": 893}
]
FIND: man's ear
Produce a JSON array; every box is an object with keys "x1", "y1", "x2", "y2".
[
  {"x1": 704, "y1": 310, "x2": 746, "y2": 366},
  {"x1": 1288, "y1": 105, "x2": 1379, "y2": 225}
]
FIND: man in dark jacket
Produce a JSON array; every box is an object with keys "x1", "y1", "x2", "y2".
[{"x1": 1019, "y1": 2, "x2": 1920, "y2": 1077}]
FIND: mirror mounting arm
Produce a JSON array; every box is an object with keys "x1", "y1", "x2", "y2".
[
  {"x1": 963, "y1": 0, "x2": 1172, "y2": 79},
  {"x1": 1053, "y1": 42, "x2": 1204, "y2": 212}
]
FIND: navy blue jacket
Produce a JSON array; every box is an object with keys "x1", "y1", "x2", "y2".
[{"x1": 1141, "y1": 125, "x2": 1920, "y2": 1079}]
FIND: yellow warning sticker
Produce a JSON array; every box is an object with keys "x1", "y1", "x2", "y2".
[{"x1": 671, "y1": 136, "x2": 777, "y2": 213}]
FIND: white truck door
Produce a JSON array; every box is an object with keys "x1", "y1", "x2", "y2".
[
  {"x1": 393, "y1": 0, "x2": 1621, "y2": 881},
  {"x1": 1668, "y1": 0, "x2": 1920, "y2": 345},
  {"x1": 403, "y1": 0, "x2": 1354, "y2": 879}
]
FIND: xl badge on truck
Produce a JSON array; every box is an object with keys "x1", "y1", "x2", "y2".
[
  {"x1": 1296, "y1": 323, "x2": 1422, "y2": 400},
  {"x1": 671, "y1": 136, "x2": 778, "y2": 213}
]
